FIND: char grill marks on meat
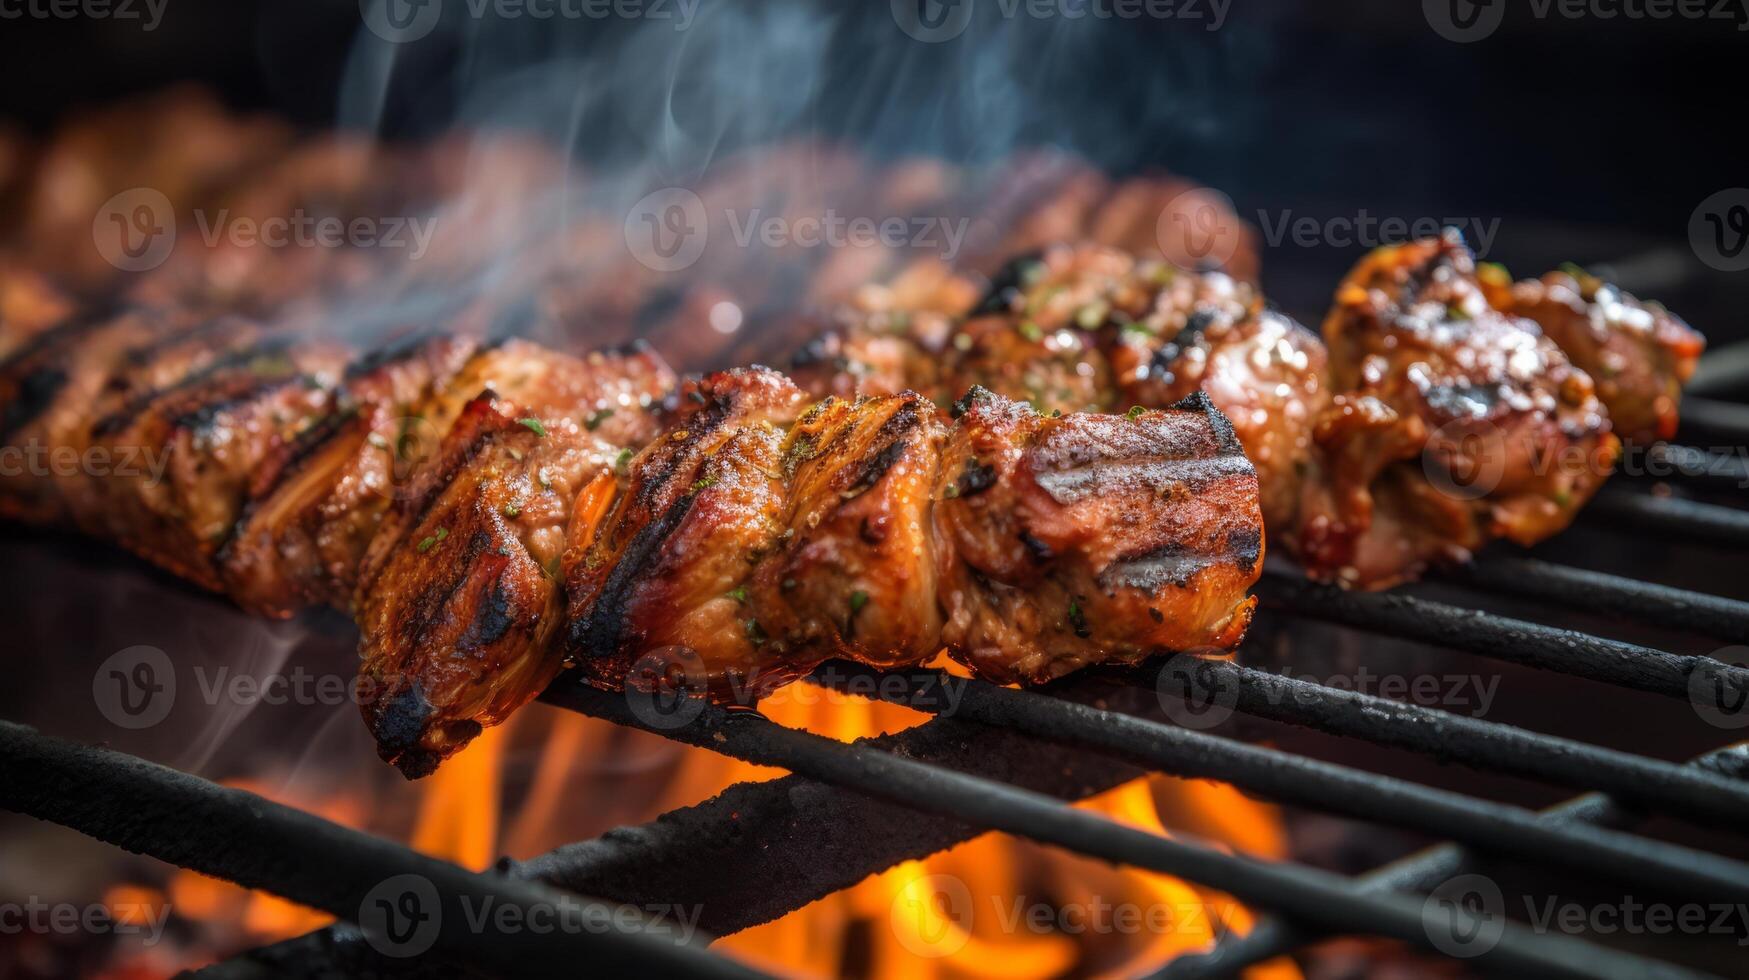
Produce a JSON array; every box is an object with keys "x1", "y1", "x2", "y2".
[
  {"x1": 796, "y1": 233, "x2": 1703, "y2": 591},
  {"x1": 561, "y1": 367, "x2": 1261, "y2": 709}
]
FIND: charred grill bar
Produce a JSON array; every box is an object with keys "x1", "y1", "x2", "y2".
[
  {"x1": 0, "y1": 721, "x2": 761, "y2": 980},
  {"x1": 1160, "y1": 745, "x2": 1749, "y2": 980}
]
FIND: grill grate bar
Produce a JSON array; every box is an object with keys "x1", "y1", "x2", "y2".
[
  {"x1": 1676, "y1": 395, "x2": 1749, "y2": 444},
  {"x1": 1123, "y1": 656, "x2": 1749, "y2": 829},
  {"x1": 1580, "y1": 491, "x2": 1749, "y2": 550},
  {"x1": 536, "y1": 681, "x2": 1692, "y2": 980},
  {"x1": 1159, "y1": 743, "x2": 1749, "y2": 980},
  {"x1": 801, "y1": 663, "x2": 1749, "y2": 904},
  {"x1": 0, "y1": 721, "x2": 759, "y2": 980},
  {"x1": 1259, "y1": 570, "x2": 1749, "y2": 700},
  {"x1": 1638, "y1": 443, "x2": 1749, "y2": 493},
  {"x1": 1439, "y1": 555, "x2": 1749, "y2": 644}
]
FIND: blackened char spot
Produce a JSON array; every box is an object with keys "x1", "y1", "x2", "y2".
[
  {"x1": 1150, "y1": 308, "x2": 1219, "y2": 379},
  {"x1": 842, "y1": 400, "x2": 921, "y2": 499},
  {"x1": 1166, "y1": 389, "x2": 1244, "y2": 456},
  {"x1": 344, "y1": 330, "x2": 439, "y2": 379},
  {"x1": 464, "y1": 579, "x2": 516, "y2": 648},
  {"x1": 972, "y1": 252, "x2": 1046, "y2": 316},
  {"x1": 950, "y1": 385, "x2": 998, "y2": 419},
  {"x1": 957, "y1": 458, "x2": 997, "y2": 498},
  {"x1": 1225, "y1": 527, "x2": 1263, "y2": 571},
  {"x1": 0, "y1": 367, "x2": 66, "y2": 441},
  {"x1": 372, "y1": 683, "x2": 435, "y2": 757},
  {"x1": 1019, "y1": 531, "x2": 1053, "y2": 561},
  {"x1": 791, "y1": 333, "x2": 837, "y2": 369},
  {"x1": 570, "y1": 490, "x2": 697, "y2": 660},
  {"x1": 1099, "y1": 542, "x2": 1214, "y2": 592}
]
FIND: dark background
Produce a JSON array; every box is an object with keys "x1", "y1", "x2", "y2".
[{"x1": 1, "y1": 0, "x2": 1746, "y2": 331}]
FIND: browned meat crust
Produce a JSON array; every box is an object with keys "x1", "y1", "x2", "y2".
[
  {"x1": 355, "y1": 394, "x2": 624, "y2": 777},
  {"x1": 565, "y1": 367, "x2": 1261, "y2": 710},
  {"x1": 1302, "y1": 233, "x2": 1619, "y2": 588},
  {"x1": 1491, "y1": 264, "x2": 1705, "y2": 446}
]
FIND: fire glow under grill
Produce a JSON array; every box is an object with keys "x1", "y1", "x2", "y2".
[{"x1": 6, "y1": 417, "x2": 1749, "y2": 977}]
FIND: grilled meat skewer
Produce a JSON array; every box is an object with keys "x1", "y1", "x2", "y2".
[
  {"x1": 796, "y1": 233, "x2": 1703, "y2": 590},
  {"x1": 356, "y1": 366, "x2": 1261, "y2": 776},
  {"x1": 0, "y1": 297, "x2": 1262, "y2": 777}
]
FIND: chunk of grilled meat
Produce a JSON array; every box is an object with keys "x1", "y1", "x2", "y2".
[
  {"x1": 794, "y1": 243, "x2": 1324, "y2": 539},
  {"x1": 220, "y1": 334, "x2": 480, "y2": 615},
  {"x1": 82, "y1": 334, "x2": 352, "y2": 588},
  {"x1": 1487, "y1": 265, "x2": 1705, "y2": 446},
  {"x1": 223, "y1": 338, "x2": 674, "y2": 616},
  {"x1": 1, "y1": 307, "x2": 186, "y2": 526},
  {"x1": 1305, "y1": 232, "x2": 1618, "y2": 588},
  {"x1": 356, "y1": 394, "x2": 624, "y2": 777},
  {"x1": 565, "y1": 367, "x2": 1261, "y2": 705},
  {"x1": 935, "y1": 387, "x2": 1261, "y2": 683}
]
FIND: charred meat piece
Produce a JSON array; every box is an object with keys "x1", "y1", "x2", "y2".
[
  {"x1": 1304, "y1": 232, "x2": 1618, "y2": 588},
  {"x1": 1491, "y1": 265, "x2": 1705, "y2": 445},
  {"x1": 81, "y1": 334, "x2": 351, "y2": 588},
  {"x1": 0, "y1": 308, "x2": 174, "y2": 525},
  {"x1": 227, "y1": 338, "x2": 676, "y2": 617},
  {"x1": 799, "y1": 244, "x2": 1319, "y2": 539},
  {"x1": 936, "y1": 387, "x2": 1260, "y2": 683},
  {"x1": 566, "y1": 368, "x2": 810, "y2": 696},
  {"x1": 221, "y1": 335, "x2": 480, "y2": 615},
  {"x1": 565, "y1": 367, "x2": 1260, "y2": 706},
  {"x1": 356, "y1": 394, "x2": 622, "y2": 778}
]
